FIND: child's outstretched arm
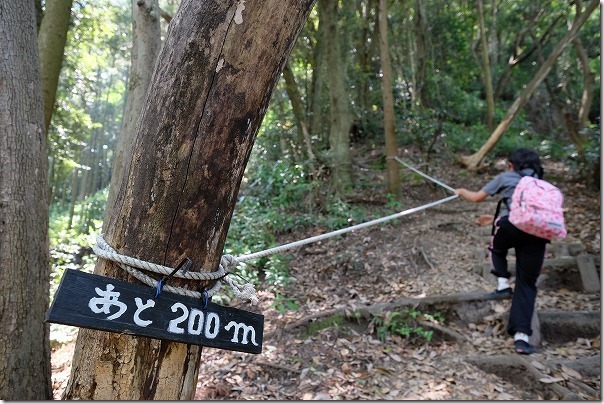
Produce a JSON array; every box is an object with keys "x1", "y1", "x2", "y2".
[{"x1": 455, "y1": 188, "x2": 488, "y2": 202}]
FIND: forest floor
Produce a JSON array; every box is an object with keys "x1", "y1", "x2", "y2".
[{"x1": 49, "y1": 147, "x2": 601, "y2": 400}]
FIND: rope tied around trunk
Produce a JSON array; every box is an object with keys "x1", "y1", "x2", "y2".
[{"x1": 93, "y1": 234, "x2": 259, "y2": 304}]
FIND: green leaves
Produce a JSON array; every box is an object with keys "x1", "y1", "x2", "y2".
[{"x1": 371, "y1": 309, "x2": 444, "y2": 344}]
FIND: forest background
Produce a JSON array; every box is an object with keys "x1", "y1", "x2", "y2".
[
  {"x1": 47, "y1": 0, "x2": 600, "y2": 282},
  {"x1": 1, "y1": 0, "x2": 600, "y2": 400}
]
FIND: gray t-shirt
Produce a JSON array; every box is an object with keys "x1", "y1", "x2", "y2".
[{"x1": 482, "y1": 168, "x2": 537, "y2": 217}]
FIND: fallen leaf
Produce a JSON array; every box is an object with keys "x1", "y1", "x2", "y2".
[
  {"x1": 375, "y1": 367, "x2": 394, "y2": 376},
  {"x1": 561, "y1": 365, "x2": 583, "y2": 380},
  {"x1": 388, "y1": 353, "x2": 403, "y2": 362},
  {"x1": 539, "y1": 377, "x2": 565, "y2": 384},
  {"x1": 314, "y1": 392, "x2": 331, "y2": 400}
]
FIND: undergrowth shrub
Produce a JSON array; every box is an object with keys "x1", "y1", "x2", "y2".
[
  {"x1": 371, "y1": 309, "x2": 445, "y2": 344},
  {"x1": 224, "y1": 158, "x2": 371, "y2": 296}
]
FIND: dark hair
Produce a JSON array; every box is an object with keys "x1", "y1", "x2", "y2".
[{"x1": 508, "y1": 148, "x2": 544, "y2": 179}]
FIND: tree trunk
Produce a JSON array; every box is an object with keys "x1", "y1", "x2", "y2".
[
  {"x1": 67, "y1": 169, "x2": 79, "y2": 230},
  {"x1": 0, "y1": 1, "x2": 52, "y2": 399},
  {"x1": 105, "y1": 0, "x2": 162, "y2": 219},
  {"x1": 413, "y1": 0, "x2": 427, "y2": 108},
  {"x1": 356, "y1": 0, "x2": 376, "y2": 130},
  {"x1": 460, "y1": 0, "x2": 599, "y2": 169},
  {"x1": 572, "y1": 35, "x2": 595, "y2": 130},
  {"x1": 37, "y1": 0, "x2": 74, "y2": 133},
  {"x1": 476, "y1": 0, "x2": 495, "y2": 131},
  {"x1": 62, "y1": 0, "x2": 315, "y2": 400},
  {"x1": 283, "y1": 63, "x2": 316, "y2": 165},
  {"x1": 378, "y1": 0, "x2": 400, "y2": 197},
  {"x1": 308, "y1": 20, "x2": 325, "y2": 141},
  {"x1": 319, "y1": 0, "x2": 352, "y2": 196}
]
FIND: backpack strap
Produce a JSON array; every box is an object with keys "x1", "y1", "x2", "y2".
[{"x1": 491, "y1": 197, "x2": 509, "y2": 235}]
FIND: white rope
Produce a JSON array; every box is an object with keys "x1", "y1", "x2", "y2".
[
  {"x1": 93, "y1": 234, "x2": 258, "y2": 304},
  {"x1": 393, "y1": 156, "x2": 457, "y2": 193},
  {"x1": 237, "y1": 194, "x2": 458, "y2": 262},
  {"x1": 92, "y1": 158, "x2": 456, "y2": 306}
]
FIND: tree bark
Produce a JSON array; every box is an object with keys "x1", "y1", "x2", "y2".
[
  {"x1": 413, "y1": 0, "x2": 427, "y2": 108},
  {"x1": 460, "y1": 0, "x2": 599, "y2": 169},
  {"x1": 476, "y1": 0, "x2": 495, "y2": 131},
  {"x1": 37, "y1": 0, "x2": 74, "y2": 133},
  {"x1": 62, "y1": 0, "x2": 315, "y2": 400},
  {"x1": 0, "y1": 1, "x2": 52, "y2": 399},
  {"x1": 572, "y1": 35, "x2": 595, "y2": 130},
  {"x1": 105, "y1": 0, "x2": 162, "y2": 219},
  {"x1": 282, "y1": 63, "x2": 316, "y2": 168},
  {"x1": 319, "y1": 0, "x2": 352, "y2": 196},
  {"x1": 308, "y1": 20, "x2": 324, "y2": 141},
  {"x1": 378, "y1": 0, "x2": 400, "y2": 197}
]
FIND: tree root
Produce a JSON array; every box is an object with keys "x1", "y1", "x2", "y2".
[
  {"x1": 466, "y1": 354, "x2": 600, "y2": 400},
  {"x1": 264, "y1": 290, "x2": 497, "y2": 341}
]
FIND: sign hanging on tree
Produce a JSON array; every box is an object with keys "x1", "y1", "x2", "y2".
[{"x1": 46, "y1": 269, "x2": 264, "y2": 354}]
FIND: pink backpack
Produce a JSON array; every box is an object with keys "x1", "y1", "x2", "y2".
[{"x1": 508, "y1": 176, "x2": 567, "y2": 240}]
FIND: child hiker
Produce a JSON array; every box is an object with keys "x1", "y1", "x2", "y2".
[{"x1": 455, "y1": 148, "x2": 548, "y2": 355}]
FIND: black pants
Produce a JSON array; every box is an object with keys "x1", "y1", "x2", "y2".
[{"x1": 490, "y1": 216, "x2": 548, "y2": 337}]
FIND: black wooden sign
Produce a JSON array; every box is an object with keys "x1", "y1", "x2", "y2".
[{"x1": 46, "y1": 269, "x2": 264, "y2": 354}]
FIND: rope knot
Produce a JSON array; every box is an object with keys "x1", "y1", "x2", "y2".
[
  {"x1": 220, "y1": 254, "x2": 239, "y2": 274},
  {"x1": 226, "y1": 276, "x2": 259, "y2": 305}
]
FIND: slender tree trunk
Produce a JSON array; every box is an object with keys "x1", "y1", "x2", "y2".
[
  {"x1": 356, "y1": 0, "x2": 376, "y2": 130},
  {"x1": 414, "y1": 0, "x2": 427, "y2": 108},
  {"x1": 62, "y1": 0, "x2": 315, "y2": 399},
  {"x1": 37, "y1": 0, "x2": 74, "y2": 133},
  {"x1": 0, "y1": 1, "x2": 51, "y2": 399},
  {"x1": 309, "y1": 21, "x2": 325, "y2": 141},
  {"x1": 105, "y1": 0, "x2": 162, "y2": 219},
  {"x1": 67, "y1": 169, "x2": 79, "y2": 230},
  {"x1": 282, "y1": 63, "x2": 316, "y2": 169},
  {"x1": 48, "y1": 154, "x2": 56, "y2": 203},
  {"x1": 460, "y1": 0, "x2": 599, "y2": 169},
  {"x1": 476, "y1": 0, "x2": 495, "y2": 131},
  {"x1": 319, "y1": 0, "x2": 352, "y2": 196},
  {"x1": 274, "y1": 90, "x2": 295, "y2": 158},
  {"x1": 572, "y1": 35, "x2": 594, "y2": 130},
  {"x1": 378, "y1": 0, "x2": 400, "y2": 197}
]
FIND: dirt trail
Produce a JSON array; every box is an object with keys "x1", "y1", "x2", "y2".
[{"x1": 50, "y1": 156, "x2": 601, "y2": 400}]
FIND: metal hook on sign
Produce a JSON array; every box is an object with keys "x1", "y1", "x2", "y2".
[
  {"x1": 200, "y1": 288, "x2": 211, "y2": 309},
  {"x1": 154, "y1": 256, "x2": 193, "y2": 297}
]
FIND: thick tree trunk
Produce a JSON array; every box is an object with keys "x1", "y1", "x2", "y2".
[
  {"x1": 460, "y1": 0, "x2": 599, "y2": 169},
  {"x1": 0, "y1": 1, "x2": 52, "y2": 400},
  {"x1": 105, "y1": 0, "x2": 162, "y2": 219},
  {"x1": 62, "y1": 0, "x2": 315, "y2": 400},
  {"x1": 37, "y1": 0, "x2": 74, "y2": 133},
  {"x1": 319, "y1": 0, "x2": 352, "y2": 196},
  {"x1": 378, "y1": 0, "x2": 400, "y2": 197}
]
